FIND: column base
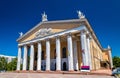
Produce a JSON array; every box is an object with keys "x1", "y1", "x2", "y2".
[
  {"x1": 45, "y1": 70, "x2": 51, "y2": 72},
  {"x1": 56, "y1": 70, "x2": 61, "y2": 72},
  {"x1": 21, "y1": 70, "x2": 29, "y2": 73},
  {"x1": 37, "y1": 70, "x2": 42, "y2": 73},
  {"x1": 69, "y1": 70, "x2": 74, "y2": 72},
  {"x1": 29, "y1": 70, "x2": 35, "y2": 73},
  {"x1": 16, "y1": 70, "x2": 20, "y2": 73}
]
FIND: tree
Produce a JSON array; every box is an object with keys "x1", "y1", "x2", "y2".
[
  {"x1": 113, "y1": 56, "x2": 120, "y2": 68},
  {"x1": 0, "y1": 57, "x2": 7, "y2": 70},
  {"x1": 6, "y1": 58, "x2": 17, "y2": 71}
]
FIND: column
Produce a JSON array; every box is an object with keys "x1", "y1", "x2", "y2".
[
  {"x1": 87, "y1": 36, "x2": 92, "y2": 70},
  {"x1": 17, "y1": 46, "x2": 22, "y2": 71},
  {"x1": 29, "y1": 44, "x2": 34, "y2": 70},
  {"x1": 23, "y1": 45, "x2": 28, "y2": 70},
  {"x1": 46, "y1": 39, "x2": 50, "y2": 71},
  {"x1": 56, "y1": 36, "x2": 61, "y2": 71},
  {"x1": 73, "y1": 40, "x2": 79, "y2": 71},
  {"x1": 67, "y1": 33, "x2": 74, "y2": 71},
  {"x1": 80, "y1": 30, "x2": 88, "y2": 66},
  {"x1": 108, "y1": 46, "x2": 113, "y2": 69},
  {"x1": 37, "y1": 42, "x2": 42, "y2": 71}
]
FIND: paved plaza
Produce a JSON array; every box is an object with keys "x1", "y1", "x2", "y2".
[{"x1": 0, "y1": 72, "x2": 114, "y2": 78}]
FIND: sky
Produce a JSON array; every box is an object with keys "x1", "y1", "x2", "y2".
[{"x1": 0, "y1": 0, "x2": 120, "y2": 57}]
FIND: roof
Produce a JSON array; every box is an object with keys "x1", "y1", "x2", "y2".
[
  {"x1": 17, "y1": 19, "x2": 86, "y2": 41},
  {"x1": 17, "y1": 18, "x2": 103, "y2": 50}
]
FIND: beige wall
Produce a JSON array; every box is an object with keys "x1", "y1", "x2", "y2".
[
  {"x1": 77, "y1": 40, "x2": 82, "y2": 70},
  {"x1": 90, "y1": 39, "x2": 103, "y2": 70},
  {"x1": 102, "y1": 51, "x2": 109, "y2": 61}
]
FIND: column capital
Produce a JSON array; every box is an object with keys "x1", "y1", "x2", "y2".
[
  {"x1": 45, "y1": 38, "x2": 50, "y2": 41},
  {"x1": 37, "y1": 41, "x2": 42, "y2": 43},
  {"x1": 80, "y1": 29, "x2": 88, "y2": 35},
  {"x1": 30, "y1": 42, "x2": 34, "y2": 45},
  {"x1": 66, "y1": 32, "x2": 72, "y2": 37},
  {"x1": 23, "y1": 44, "x2": 27, "y2": 47},
  {"x1": 55, "y1": 35, "x2": 61, "y2": 39},
  {"x1": 87, "y1": 33, "x2": 92, "y2": 40}
]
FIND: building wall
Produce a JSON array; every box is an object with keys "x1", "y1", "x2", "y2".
[
  {"x1": 102, "y1": 51, "x2": 109, "y2": 61},
  {"x1": 90, "y1": 39, "x2": 103, "y2": 70}
]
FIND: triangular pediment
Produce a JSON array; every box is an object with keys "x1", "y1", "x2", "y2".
[{"x1": 17, "y1": 19, "x2": 86, "y2": 43}]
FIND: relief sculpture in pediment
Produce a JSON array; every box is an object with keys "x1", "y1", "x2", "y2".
[{"x1": 35, "y1": 28, "x2": 53, "y2": 38}]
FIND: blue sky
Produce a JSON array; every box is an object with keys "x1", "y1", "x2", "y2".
[{"x1": 0, "y1": 0, "x2": 120, "y2": 57}]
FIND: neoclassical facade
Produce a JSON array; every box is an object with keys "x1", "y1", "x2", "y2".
[{"x1": 16, "y1": 11, "x2": 113, "y2": 72}]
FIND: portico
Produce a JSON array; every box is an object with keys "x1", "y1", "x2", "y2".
[{"x1": 17, "y1": 26, "x2": 91, "y2": 72}]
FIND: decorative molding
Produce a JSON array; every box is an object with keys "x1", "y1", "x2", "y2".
[
  {"x1": 35, "y1": 28, "x2": 53, "y2": 38},
  {"x1": 18, "y1": 26, "x2": 86, "y2": 46},
  {"x1": 17, "y1": 19, "x2": 86, "y2": 42}
]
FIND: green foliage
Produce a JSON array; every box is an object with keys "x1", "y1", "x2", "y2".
[
  {"x1": 0, "y1": 57, "x2": 7, "y2": 70},
  {"x1": 0, "y1": 57, "x2": 17, "y2": 71},
  {"x1": 6, "y1": 58, "x2": 17, "y2": 71},
  {"x1": 113, "y1": 56, "x2": 120, "y2": 68}
]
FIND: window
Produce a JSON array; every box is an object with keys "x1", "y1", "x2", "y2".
[
  {"x1": 62, "y1": 47, "x2": 66, "y2": 58},
  {"x1": 41, "y1": 51, "x2": 44, "y2": 60}
]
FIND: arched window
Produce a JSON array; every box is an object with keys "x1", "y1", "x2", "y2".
[
  {"x1": 41, "y1": 51, "x2": 44, "y2": 60},
  {"x1": 62, "y1": 47, "x2": 66, "y2": 58}
]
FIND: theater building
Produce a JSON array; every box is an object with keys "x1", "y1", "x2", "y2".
[{"x1": 16, "y1": 11, "x2": 113, "y2": 72}]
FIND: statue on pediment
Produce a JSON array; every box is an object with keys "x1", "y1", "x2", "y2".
[
  {"x1": 77, "y1": 10, "x2": 85, "y2": 19},
  {"x1": 35, "y1": 28, "x2": 53, "y2": 38},
  {"x1": 19, "y1": 32, "x2": 23, "y2": 37},
  {"x1": 42, "y1": 12, "x2": 48, "y2": 22}
]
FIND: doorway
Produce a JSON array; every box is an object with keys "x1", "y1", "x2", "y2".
[{"x1": 63, "y1": 62, "x2": 67, "y2": 71}]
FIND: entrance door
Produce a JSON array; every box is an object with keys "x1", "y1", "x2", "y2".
[
  {"x1": 55, "y1": 63, "x2": 56, "y2": 70},
  {"x1": 63, "y1": 62, "x2": 67, "y2": 71}
]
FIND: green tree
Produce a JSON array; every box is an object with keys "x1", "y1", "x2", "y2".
[
  {"x1": 6, "y1": 58, "x2": 17, "y2": 71},
  {"x1": 113, "y1": 56, "x2": 120, "y2": 68},
  {"x1": 0, "y1": 57, "x2": 7, "y2": 70}
]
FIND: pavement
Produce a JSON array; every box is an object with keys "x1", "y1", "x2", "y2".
[{"x1": 0, "y1": 72, "x2": 115, "y2": 78}]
